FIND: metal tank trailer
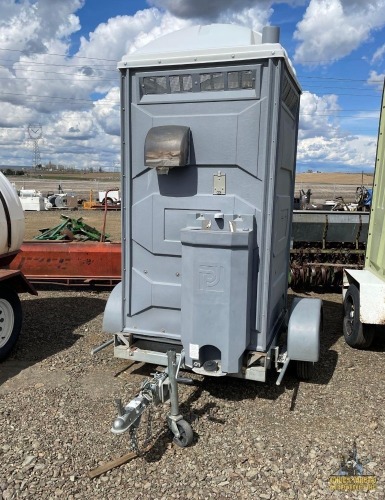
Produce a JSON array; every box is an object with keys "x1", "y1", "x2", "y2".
[
  {"x1": 0, "y1": 172, "x2": 37, "y2": 360},
  {"x1": 102, "y1": 24, "x2": 323, "y2": 448}
]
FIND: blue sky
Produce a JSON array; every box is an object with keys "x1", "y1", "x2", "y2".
[{"x1": 0, "y1": 0, "x2": 384, "y2": 172}]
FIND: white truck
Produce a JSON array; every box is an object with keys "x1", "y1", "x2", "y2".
[
  {"x1": 0, "y1": 172, "x2": 37, "y2": 360},
  {"x1": 98, "y1": 190, "x2": 121, "y2": 206}
]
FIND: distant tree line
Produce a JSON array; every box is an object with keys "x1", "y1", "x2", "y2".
[
  {"x1": 37, "y1": 163, "x2": 105, "y2": 173},
  {"x1": 0, "y1": 168, "x2": 25, "y2": 176},
  {"x1": 0, "y1": 165, "x2": 105, "y2": 175}
]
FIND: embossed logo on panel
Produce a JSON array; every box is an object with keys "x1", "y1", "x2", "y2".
[{"x1": 198, "y1": 265, "x2": 224, "y2": 292}]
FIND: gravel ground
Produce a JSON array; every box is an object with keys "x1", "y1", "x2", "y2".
[
  {"x1": 0, "y1": 288, "x2": 384, "y2": 499},
  {"x1": 2, "y1": 178, "x2": 384, "y2": 498}
]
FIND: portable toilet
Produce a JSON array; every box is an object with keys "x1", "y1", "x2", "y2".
[{"x1": 103, "y1": 23, "x2": 322, "y2": 385}]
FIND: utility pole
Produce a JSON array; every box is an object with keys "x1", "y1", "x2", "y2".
[{"x1": 27, "y1": 123, "x2": 43, "y2": 169}]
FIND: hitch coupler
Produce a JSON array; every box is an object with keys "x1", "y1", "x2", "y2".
[
  {"x1": 111, "y1": 350, "x2": 194, "y2": 447},
  {"x1": 111, "y1": 394, "x2": 152, "y2": 434}
]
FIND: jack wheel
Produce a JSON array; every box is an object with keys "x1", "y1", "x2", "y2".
[
  {"x1": 296, "y1": 361, "x2": 314, "y2": 381},
  {"x1": 173, "y1": 419, "x2": 193, "y2": 448},
  {"x1": 343, "y1": 284, "x2": 374, "y2": 349},
  {"x1": 0, "y1": 288, "x2": 22, "y2": 361}
]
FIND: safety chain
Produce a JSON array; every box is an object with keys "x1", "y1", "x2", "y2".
[{"x1": 128, "y1": 403, "x2": 153, "y2": 456}]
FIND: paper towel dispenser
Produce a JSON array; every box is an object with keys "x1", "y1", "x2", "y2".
[{"x1": 144, "y1": 125, "x2": 190, "y2": 174}]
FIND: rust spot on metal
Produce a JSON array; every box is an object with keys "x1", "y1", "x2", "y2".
[{"x1": 8, "y1": 241, "x2": 121, "y2": 287}]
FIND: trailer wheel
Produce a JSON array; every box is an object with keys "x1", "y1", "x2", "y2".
[
  {"x1": 102, "y1": 197, "x2": 114, "y2": 206},
  {"x1": 296, "y1": 361, "x2": 314, "y2": 381},
  {"x1": 173, "y1": 419, "x2": 193, "y2": 448},
  {"x1": 0, "y1": 288, "x2": 22, "y2": 361},
  {"x1": 343, "y1": 284, "x2": 374, "y2": 349}
]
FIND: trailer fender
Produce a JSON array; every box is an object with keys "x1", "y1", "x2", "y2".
[
  {"x1": 102, "y1": 282, "x2": 123, "y2": 333},
  {"x1": 0, "y1": 269, "x2": 37, "y2": 295},
  {"x1": 287, "y1": 297, "x2": 322, "y2": 362},
  {"x1": 344, "y1": 268, "x2": 385, "y2": 325}
]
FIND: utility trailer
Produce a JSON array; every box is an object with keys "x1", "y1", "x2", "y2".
[
  {"x1": 102, "y1": 23, "x2": 323, "y2": 447},
  {"x1": 291, "y1": 210, "x2": 369, "y2": 288},
  {"x1": 342, "y1": 83, "x2": 385, "y2": 348}
]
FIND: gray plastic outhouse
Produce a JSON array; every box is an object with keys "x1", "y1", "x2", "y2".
[{"x1": 103, "y1": 23, "x2": 322, "y2": 384}]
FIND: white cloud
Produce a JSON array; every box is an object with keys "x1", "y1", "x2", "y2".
[
  {"x1": 216, "y1": 6, "x2": 272, "y2": 31},
  {"x1": 297, "y1": 89, "x2": 378, "y2": 170},
  {"x1": 149, "y1": 0, "x2": 306, "y2": 22},
  {"x1": 0, "y1": 1, "x2": 90, "y2": 115},
  {"x1": 52, "y1": 111, "x2": 96, "y2": 140},
  {"x1": 0, "y1": 0, "x2": 381, "y2": 171},
  {"x1": 347, "y1": 110, "x2": 381, "y2": 121},
  {"x1": 92, "y1": 88, "x2": 120, "y2": 136},
  {"x1": 367, "y1": 70, "x2": 385, "y2": 91},
  {"x1": 371, "y1": 43, "x2": 385, "y2": 64},
  {"x1": 294, "y1": 0, "x2": 385, "y2": 65},
  {"x1": 0, "y1": 4, "x2": 171, "y2": 166},
  {"x1": 297, "y1": 134, "x2": 377, "y2": 168},
  {"x1": 42, "y1": 115, "x2": 121, "y2": 169},
  {"x1": 0, "y1": 2, "x2": 199, "y2": 168},
  {"x1": 76, "y1": 8, "x2": 190, "y2": 62},
  {"x1": 148, "y1": 0, "x2": 270, "y2": 20},
  {"x1": 299, "y1": 91, "x2": 342, "y2": 139},
  {"x1": 0, "y1": 0, "x2": 99, "y2": 165},
  {"x1": 0, "y1": 0, "x2": 83, "y2": 62}
]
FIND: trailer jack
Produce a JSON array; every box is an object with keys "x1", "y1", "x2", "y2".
[{"x1": 111, "y1": 350, "x2": 194, "y2": 448}]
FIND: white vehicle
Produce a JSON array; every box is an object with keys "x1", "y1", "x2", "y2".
[
  {"x1": 98, "y1": 190, "x2": 121, "y2": 205},
  {"x1": 0, "y1": 172, "x2": 37, "y2": 360}
]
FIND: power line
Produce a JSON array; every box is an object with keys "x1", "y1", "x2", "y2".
[
  {"x1": 304, "y1": 83, "x2": 381, "y2": 90},
  {"x1": 0, "y1": 57, "x2": 116, "y2": 70},
  {"x1": 299, "y1": 74, "x2": 384, "y2": 83},
  {"x1": 0, "y1": 75, "x2": 117, "y2": 83},
  {"x1": 300, "y1": 113, "x2": 379, "y2": 117},
  {"x1": 0, "y1": 85, "x2": 381, "y2": 111},
  {"x1": 0, "y1": 46, "x2": 118, "y2": 63},
  {"x1": 297, "y1": 57, "x2": 370, "y2": 64},
  {"x1": 0, "y1": 73, "x2": 380, "y2": 96},
  {"x1": 2, "y1": 75, "x2": 382, "y2": 95},
  {"x1": 1, "y1": 42, "x2": 383, "y2": 67},
  {"x1": 0, "y1": 63, "x2": 382, "y2": 89},
  {"x1": 0, "y1": 44, "x2": 384, "y2": 80},
  {"x1": 0, "y1": 54, "x2": 383, "y2": 86},
  {"x1": 3, "y1": 67, "x2": 117, "y2": 79},
  {"x1": 0, "y1": 74, "x2": 381, "y2": 93},
  {"x1": 0, "y1": 90, "x2": 119, "y2": 104},
  {"x1": 303, "y1": 92, "x2": 380, "y2": 97}
]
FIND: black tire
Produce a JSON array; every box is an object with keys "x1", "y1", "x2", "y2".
[
  {"x1": 173, "y1": 419, "x2": 193, "y2": 448},
  {"x1": 343, "y1": 284, "x2": 374, "y2": 349},
  {"x1": 103, "y1": 197, "x2": 114, "y2": 206},
  {"x1": 0, "y1": 288, "x2": 22, "y2": 361},
  {"x1": 296, "y1": 361, "x2": 314, "y2": 381}
]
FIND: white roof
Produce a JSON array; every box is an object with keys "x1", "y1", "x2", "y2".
[{"x1": 119, "y1": 24, "x2": 298, "y2": 83}]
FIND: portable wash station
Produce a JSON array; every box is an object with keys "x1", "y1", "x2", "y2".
[{"x1": 102, "y1": 24, "x2": 323, "y2": 447}]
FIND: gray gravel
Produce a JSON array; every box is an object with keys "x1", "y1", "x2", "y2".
[{"x1": 0, "y1": 288, "x2": 384, "y2": 499}]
